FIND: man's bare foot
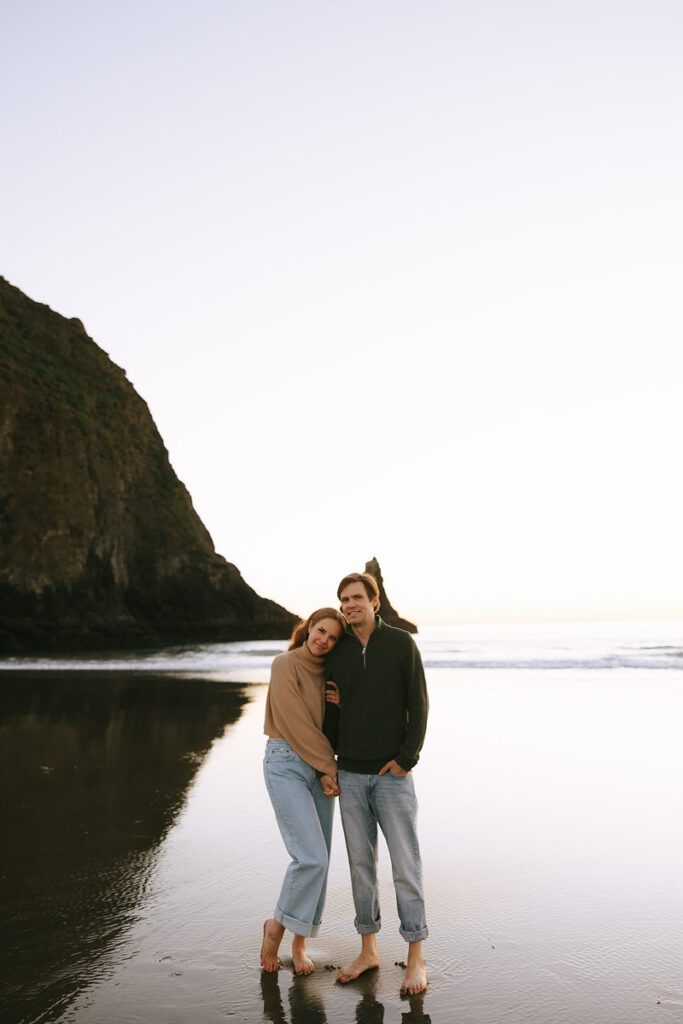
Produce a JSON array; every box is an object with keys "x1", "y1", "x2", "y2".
[
  {"x1": 337, "y1": 950, "x2": 380, "y2": 983},
  {"x1": 400, "y1": 943, "x2": 427, "y2": 995},
  {"x1": 292, "y1": 934, "x2": 315, "y2": 975},
  {"x1": 260, "y1": 918, "x2": 285, "y2": 972}
]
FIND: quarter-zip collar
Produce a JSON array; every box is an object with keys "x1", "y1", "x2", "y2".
[
  {"x1": 348, "y1": 615, "x2": 384, "y2": 669},
  {"x1": 347, "y1": 614, "x2": 384, "y2": 642}
]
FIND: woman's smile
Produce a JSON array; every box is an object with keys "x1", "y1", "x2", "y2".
[{"x1": 306, "y1": 617, "x2": 344, "y2": 657}]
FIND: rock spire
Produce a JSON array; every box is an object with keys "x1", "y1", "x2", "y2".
[{"x1": 364, "y1": 557, "x2": 417, "y2": 633}]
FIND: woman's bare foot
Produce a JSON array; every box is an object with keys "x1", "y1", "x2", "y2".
[
  {"x1": 337, "y1": 935, "x2": 380, "y2": 983},
  {"x1": 260, "y1": 918, "x2": 285, "y2": 972},
  {"x1": 400, "y1": 941, "x2": 427, "y2": 995},
  {"x1": 291, "y1": 934, "x2": 315, "y2": 975}
]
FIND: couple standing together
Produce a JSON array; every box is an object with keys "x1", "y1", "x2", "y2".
[{"x1": 260, "y1": 571, "x2": 429, "y2": 996}]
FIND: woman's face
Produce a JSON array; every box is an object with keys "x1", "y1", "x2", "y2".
[{"x1": 306, "y1": 617, "x2": 343, "y2": 657}]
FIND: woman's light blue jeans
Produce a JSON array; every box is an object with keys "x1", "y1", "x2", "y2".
[
  {"x1": 338, "y1": 769, "x2": 428, "y2": 943},
  {"x1": 263, "y1": 739, "x2": 334, "y2": 937}
]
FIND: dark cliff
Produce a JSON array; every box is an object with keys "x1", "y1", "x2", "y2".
[
  {"x1": 364, "y1": 557, "x2": 417, "y2": 633},
  {"x1": 0, "y1": 276, "x2": 297, "y2": 652}
]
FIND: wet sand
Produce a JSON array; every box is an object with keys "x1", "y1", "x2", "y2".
[{"x1": 3, "y1": 667, "x2": 683, "y2": 1023}]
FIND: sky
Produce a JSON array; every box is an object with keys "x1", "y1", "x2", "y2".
[{"x1": 2, "y1": 1, "x2": 682, "y2": 623}]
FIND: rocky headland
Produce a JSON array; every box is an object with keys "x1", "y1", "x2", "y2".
[{"x1": 0, "y1": 276, "x2": 297, "y2": 652}]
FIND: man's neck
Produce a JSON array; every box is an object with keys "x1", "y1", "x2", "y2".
[{"x1": 351, "y1": 616, "x2": 377, "y2": 648}]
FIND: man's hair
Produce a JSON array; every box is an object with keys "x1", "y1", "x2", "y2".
[{"x1": 337, "y1": 572, "x2": 380, "y2": 604}]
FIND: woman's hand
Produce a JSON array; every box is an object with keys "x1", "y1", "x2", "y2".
[
  {"x1": 325, "y1": 681, "x2": 341, "y2": 706},
  {"x1": 320, "y1": 774, "x2": 340, "y2": 797}
]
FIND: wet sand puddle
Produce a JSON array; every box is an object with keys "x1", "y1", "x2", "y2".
[{"x1": 3, "y1": 666, "x2": 683, "y2": 1022}]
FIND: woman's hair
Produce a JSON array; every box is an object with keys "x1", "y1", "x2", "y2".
[{"x1": 288, "y1": 607, "x2": 347, "y2": 651}]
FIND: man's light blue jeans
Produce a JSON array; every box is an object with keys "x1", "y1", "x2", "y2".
[
  {"x1": 263, "y1": 739, "x2": 334, "y2": 937},
  {"x1": 338, "y1": 769, "x2": 428, "y2": 943}
]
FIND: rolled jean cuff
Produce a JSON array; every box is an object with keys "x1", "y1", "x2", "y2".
[
  {"x1": 354, "y1": 918, "x2": 382, "y2": 936},
  {"x1": 275, "y1": 905, "x2": 321, "y2": 938},
  {"x1": 400, "y1": 925, "x2": 429, "y2": 942}
]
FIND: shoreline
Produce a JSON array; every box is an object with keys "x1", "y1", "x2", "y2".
[{"x1": 3, "y1": 654, "x2": 683, "y2": 1023}]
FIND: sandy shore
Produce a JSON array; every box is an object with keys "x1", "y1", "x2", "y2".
[{"x1": 3, "y1": 666, "x2": 683, "y2": 1023}]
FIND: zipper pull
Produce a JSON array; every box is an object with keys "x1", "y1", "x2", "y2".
[{"x1": 362, "y1": 646, "x2": 366, "y2": 669}]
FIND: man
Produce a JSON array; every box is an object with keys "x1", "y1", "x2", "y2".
[{"x1": 324, "y1": 571, "x2": 429, "y2": 996}]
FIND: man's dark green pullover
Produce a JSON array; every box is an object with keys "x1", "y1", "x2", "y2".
[{"x1": 323, "y1": 616, "x2": 428, "y2": 774}]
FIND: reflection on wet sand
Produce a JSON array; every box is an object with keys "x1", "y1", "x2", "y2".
[
  {"x1": 0, "y1": 671, "x2": 249, "y2": 1024},
  {"x1": 260, "y1": 972, "x2": 432, "y2": 1024},
  {"x1": 6, "y1": 657, "x2": 683, "y2": 1023}
]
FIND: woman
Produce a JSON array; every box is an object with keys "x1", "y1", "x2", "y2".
[{"x1": 260, "y1": 607, "x2": 346, "y2": 975}]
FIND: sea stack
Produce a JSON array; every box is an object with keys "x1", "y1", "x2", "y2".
[
  {"x1": 364, "y1": 557, "x2": 417, "y2": 633},
  {"x1": 0, "y1": 276, "x2": 297, "y2": 652}
]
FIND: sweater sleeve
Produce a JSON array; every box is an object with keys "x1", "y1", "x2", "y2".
[
  {"x1": 396, "y1": 637, "x2": 429, "y2": 771},
  {"x1": 267, "y1": 655, "x2": 338, "y2": 777}
]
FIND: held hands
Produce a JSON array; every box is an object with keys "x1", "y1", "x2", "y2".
[
  {"x1": 325, "y1": 681, "x2": 341, "y2": 706},
  {"x1": 322, "y1": 683, "x2": 340, "y2": 797},
  {"x1": 378, "y1": 758, "x2": 409, "y2": 777},
  {"x1": 320, "y1": 774, "x2": 340, "y2": 797}
]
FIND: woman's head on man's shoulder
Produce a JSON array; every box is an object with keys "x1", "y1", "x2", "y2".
[{"x1": 288, "y1": 607, "x2": 346, "y2": 656}]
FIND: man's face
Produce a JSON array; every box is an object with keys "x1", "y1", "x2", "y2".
[{"x1": 339, "y1": 582, "x2": 378, "y2": 630}]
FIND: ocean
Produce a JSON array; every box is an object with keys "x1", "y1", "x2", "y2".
[
  {"x1": 2, "y1": 621, "x2": 683, "y2": 1023},
  {"x1": 3, "y1": 619, "x2": 683, "y2": 675}
]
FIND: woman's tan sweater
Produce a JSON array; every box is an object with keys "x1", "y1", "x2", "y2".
[{"x1": 263, "y1": 643, "x2": 337, "y2": 777}]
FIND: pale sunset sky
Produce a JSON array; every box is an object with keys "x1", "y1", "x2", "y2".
[{"x1": 2, "y1": 1, "x2": 682, "y2": 623}]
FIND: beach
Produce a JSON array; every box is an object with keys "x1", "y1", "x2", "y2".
[{"x1": 3, "y1": 624, "x2": 683, "y2": 1023}]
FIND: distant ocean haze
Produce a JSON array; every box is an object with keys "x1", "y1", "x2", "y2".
[{"x1": 2, "y1": 620, "x2": 683, "y2": 674}]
